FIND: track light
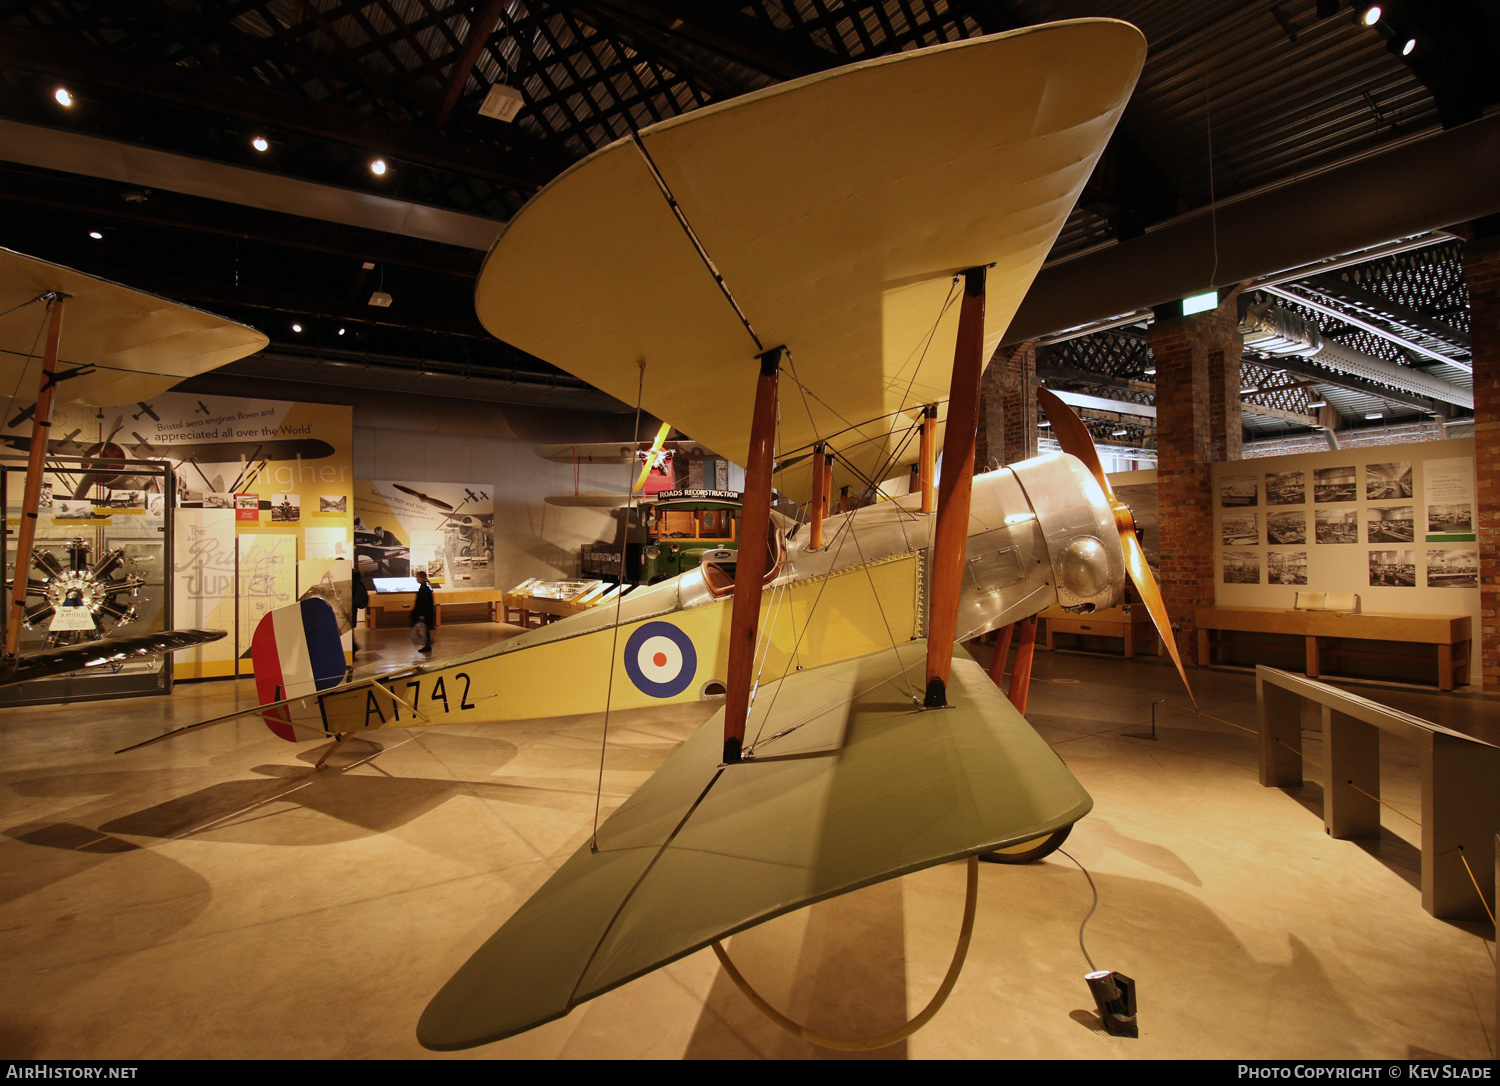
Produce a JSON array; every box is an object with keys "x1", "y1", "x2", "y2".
[
  {"x1": 370, "y1": 158, "x2": 387, "y2": 176},
  {"x1": 1362, "y1": 5, "x2": 1381, "y2": 26},
  {"x1": 54, "y1": 87, "x2": 73, "y2": 107},
  {"x1": 252, "y1": 136, "x2": 269, "y2": 152}
]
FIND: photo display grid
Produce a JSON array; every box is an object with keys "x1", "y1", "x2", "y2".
[{"x1": 1211, "y1": 439, "x2": 1478, "y2": 612}]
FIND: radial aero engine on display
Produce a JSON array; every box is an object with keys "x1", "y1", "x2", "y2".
[{"x1": 20, "y1": 537, "x2": 145, "y2": 646}]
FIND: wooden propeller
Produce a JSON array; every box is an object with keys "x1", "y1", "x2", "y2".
[{"x1": 1037, "y1": 387, "x2": 1196, "y2": 710}]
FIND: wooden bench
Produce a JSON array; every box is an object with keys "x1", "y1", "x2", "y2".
[
  {"x1": 1258, "y1": 666, "x2": 1499, "y2": 920},
  {"x1": 1041, "y1": 604, "x2": 1159, "y2": 658},
  {"x1": 1197, "y1": 605, "x2": 1471, "y2": 690},
  {"x1": 365, "y1": 588, "x2": 508, "y2": 630}
]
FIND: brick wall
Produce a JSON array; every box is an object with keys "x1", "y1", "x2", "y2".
[
  {"x1": 977, "y1": 340, "x2": 1037, "y2": 469},
  {"x1": 1463, "y1": 235, "x2": 1500, "y2": 693},
  {"x1": 1148, "y1": 291, "x2": 1244, "y2": 665}
]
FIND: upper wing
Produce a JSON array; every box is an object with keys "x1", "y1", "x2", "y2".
[
  {"x1": 418, "y1": 638, "x2": 1091, "y2": 1049},
  {"x1": 0, "y1": 246, "x2": 269, "y2": 405},
  {"x1": 476, "y1": 20, "x2": 1145, "y2": 499}
]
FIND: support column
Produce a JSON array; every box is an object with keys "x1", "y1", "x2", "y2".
[
  {"x1": 977, "y1": 339, "x2": 1037, "y2": 470},
  {"x1": 1464, "y1": 234, "x2": 1500, "y2": 693},
  {"x1": 1146, "y1": 290, "x2": 1243, "y2": 665}
]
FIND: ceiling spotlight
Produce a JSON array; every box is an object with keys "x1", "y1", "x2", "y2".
[
  {"x1": 252, "y1": 135, "x2": 269, "y2": 152},
  {"x1": 1362, "y1": 6, "x2": 1381, "y2": 26},
  {"x1": 1402, "y1": 37, "x2": 1415, "y2": 55},
  {"x1": 291, "y1": 323, "x2": 303, "y2": 333},
  {"x1": 88, "y1": 230, "x2": 103, "y2": 240},
  {"x1": 337, "y1": 327, "x2": 346, "y2": 336},
  {"x1": 370, "y1": 158, "x2": 387, "y2": 176},
  {"x1": 54, "y1": 87, "x2": 73, "y2": 107},
  {"x1": 368, "y1": 291, "x2": 393, "y2": 308}
]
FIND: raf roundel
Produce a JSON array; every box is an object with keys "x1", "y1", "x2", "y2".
[{"x1": 623, "y1": 621, "x2": 698, "y2": 698}]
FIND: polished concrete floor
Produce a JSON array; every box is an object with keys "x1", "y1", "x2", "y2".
[{"x1": 0, "y1": 621, "x2": 1495, "y2": 1060}]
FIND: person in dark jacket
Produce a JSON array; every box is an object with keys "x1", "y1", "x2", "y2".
[
  {"x1": 350, "y1": 567, "x2": 369, "y2": 658},
  {"x1": 411, "y1": 569, "x2": 436, "y2": 653}
]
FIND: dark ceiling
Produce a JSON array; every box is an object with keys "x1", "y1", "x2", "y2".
[{"x1": 0, "y1": 0, "x2": 1495, "y2": 448}]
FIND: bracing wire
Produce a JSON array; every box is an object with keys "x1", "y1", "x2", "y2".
[
  {"x1": 2, "y1": 304, "x2": 50, "y2": 426},
  {"x1": 629, "y1": 132, "x2": 763, "y2": 353},
  {"x1": 745, "y1": 276, "x2": 957, "y2": 745},
  {"x1": 592, "y1": 362, "x2": 647, "y2": 848}
]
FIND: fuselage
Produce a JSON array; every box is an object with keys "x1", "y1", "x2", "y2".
[{"x1": 312, "y1": 452, "x2": 1124, "y2": 735}]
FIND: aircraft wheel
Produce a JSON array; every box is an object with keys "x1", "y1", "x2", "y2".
[{"x1": 977, "y1": 823, "x2": 1072, "y2": 865}]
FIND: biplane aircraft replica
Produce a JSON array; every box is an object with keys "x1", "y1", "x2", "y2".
[
  {"x1": 0, "y1": 247, "x2": 265, "y2": 684},
  {"x1": 122, "y1": 18, "x2": 1192, "y2": 1049}
]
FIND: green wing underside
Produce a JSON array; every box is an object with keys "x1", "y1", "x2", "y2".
[{"x1": 418, "y1": 638, "x2": 1091, "y2": 1050}]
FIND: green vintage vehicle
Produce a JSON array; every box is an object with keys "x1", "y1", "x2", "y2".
[{"x1": 583, "y1": 489, "x2": 741, "y2": 585}]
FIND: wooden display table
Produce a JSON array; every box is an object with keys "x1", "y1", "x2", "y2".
[
  {"x1": 500, "y1": 579, "x2": 614, "y2": 628},
  {"x1": 365, "y1": 588, "x2": 508, "y2": 630},
  {"x1": 1197, "y1": 605, "x2": 1471, "y2": 690},
  {"x1": 1040, "y1": 603, "x2": 1159, "y2": 658}
]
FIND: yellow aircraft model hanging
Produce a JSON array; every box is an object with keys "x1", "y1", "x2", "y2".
[{"x1": 124, "y1": 18, "x2": 1190, "y2": 1050}]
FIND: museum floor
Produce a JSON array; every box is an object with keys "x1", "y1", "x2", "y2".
[{"x1": 1, "y1": 624, "x2": 1495, "y2": 1061}]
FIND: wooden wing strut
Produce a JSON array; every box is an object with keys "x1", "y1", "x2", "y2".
[
  {"x1": 6, "y1": 294, "x2": 66, "y2": 657},
  {"x1": 722, "y1": 346, "x2": 781, "y2": 763},
  {"x1": 924, "y1": 267, "x2": 986, "y2": 708}
]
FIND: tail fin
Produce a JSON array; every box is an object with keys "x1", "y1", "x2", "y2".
[{"x1": 251, "y1": 598, "x2": 347, "y2": 740}]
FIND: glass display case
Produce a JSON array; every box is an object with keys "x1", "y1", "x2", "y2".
[{"x1": 1, "y1": 454, "x2": 175, "y2": 705}]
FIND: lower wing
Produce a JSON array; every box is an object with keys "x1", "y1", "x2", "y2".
[
  {"x1": 418, "y1": 636, "x2": 1091, "y2": 1050},
  {"x1": 1, "y1": 628, "x2": 226, "y2": 686}
]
